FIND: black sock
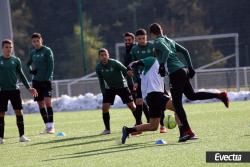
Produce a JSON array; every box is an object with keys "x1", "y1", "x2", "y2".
[
  {"x1": 102, "y1": 112, "x2": 110, "y2": 130},
  {"x1": 160, "y1": 112, "x2": 165, "y2": 126},
  {"x1": 126, "y1": 127, "x2": 137, "y2": 134},
  {"x1": 0, "y1": 117, "x2": 4, "y2": 138},
  {"x1": 178, "y1": 126, "x2": 185, "y2": 137},
  {"x1": 47, "y1": 107, "x2": 54, "y2": 123},
  {"x1": 142, "y1": 102, "x2": 150, "y2": 123},
  {"x1": 16, "y1": 115, "x2": 24, "y2": 137},
  {"x1": 40, "y1": 108, "x2": 48, "y2": 124},
  {"x1": 135, "y1": 105, "x2": 142, "y2": 125}
]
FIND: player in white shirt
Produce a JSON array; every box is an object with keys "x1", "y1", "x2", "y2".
[{"x1": 121, "y1": 56, "x2": 190, "y2": 144}]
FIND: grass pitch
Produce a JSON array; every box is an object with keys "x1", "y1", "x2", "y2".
[{"x1": 0, "y1": 101, "x2": 250, "y2": 167}]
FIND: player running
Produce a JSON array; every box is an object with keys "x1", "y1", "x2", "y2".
[
  {"x1": 27, "y1": 33, "x2": 55, "y2": 134},
  {"x1": 96, "y1": 48, "x2": 139, "y2": 135},
  {"x1": 0, "y1": 39, "x2": 38, "y2": 144},
  {"x1": 121, "y1": 57, "x2": 183, "y2": 144},
  {"x1": 149, "y1": 23, "x2": 229, "y2": 142},
  {"x1": 131, "y1": 28, "x2": 167, "y2": 133},
  {"x1": 123, "y1": 32, "x2": 150, "y2": 128}
]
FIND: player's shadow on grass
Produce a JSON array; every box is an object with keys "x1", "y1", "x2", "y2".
[
  {"x1": 29, "y1": 134, "x2": 107, "y2": 146},
  {"x1": 44, "y1": 137, "x2": 117, "y2": 149},
  {"x1": 243, "y1": 134, "x2": 250, "y2": 137},
  {"x1": 43, "y1": 141, "x2": 196, "y2": 161}
]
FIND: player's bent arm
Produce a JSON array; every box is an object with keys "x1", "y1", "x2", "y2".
[
  {"x1": 127, "y1": 60, "x2": 144, "y2": 70},
  {"x1": 175, "y1": 42, "x2": 193, "y2": 67},
  {"x1": 127, "y1": 60, "x2": 144, "y2": 84},
  {"x1": 45, "y1": 49, "x2": 54, "y2": 80}
]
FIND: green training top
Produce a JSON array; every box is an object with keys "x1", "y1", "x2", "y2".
[
  {"x1": 130, "y1": 41, "x2": 154, "y2": 82},
  {"x1": 140, "y1": 57, "x2": 156, "y2": 75},
  {"x1": 0, "y1": 55, "x2": 30, "y2": 91},
  {"x1": 154, "y1": 35, "x2": 193, "y2": 74},
  {"x1": 96, "y1": 58, "x2": 128, "y2": 94},
  {"x1": 27, "y1": 46, "x2": 54, "y2": 81}
]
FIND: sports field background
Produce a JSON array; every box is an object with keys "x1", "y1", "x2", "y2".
[{"x1": 0, "y1": 101, "x2": 249, "y2": 167}]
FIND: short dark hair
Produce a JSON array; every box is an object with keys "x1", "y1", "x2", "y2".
[
  {"x1": 1, "y1": 39, "x2": 12, "y2": 48},
  {"x1": 124, "y1": 32, "x2": 135, "y2": 40},
  {"x1": 31, "y1": 32, "x2": 42, "y2": 39},
  {"x1": 98, "y1": 48, "x2": 108, "y2": 55},
  {"x1": 149, "y1": 23, "x2": 162, "y2": 35},
  {"x1": 135, "y1": 28, "x2": 147, "y2": 36}
]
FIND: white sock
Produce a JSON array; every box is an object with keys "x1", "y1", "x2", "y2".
[
  {"x1": 48, "y1": 122, "x2": 54, "y2": 129},
  {"x1": 45, "y1": 123, "x2": 50, "y2": 129}
]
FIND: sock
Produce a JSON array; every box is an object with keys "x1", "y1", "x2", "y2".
[
  {"x1": 40, "y1": 108, "x2": 48, "y2": 124},
  {"x1": 0, "y1": 117, "x2": 4, "y2": 138},
  {"x1": 160, "y1": 112, "x2": 165, "y2": 126},
  {"x1": 47, "y1": 107, "x2": 54, "y2": 123},
  {"x1": 46, "y1": 122, "x2": 54, "y2": 129},
  {"x1": 102, "y1": 112, "x2": 110, "y2": 130},
  {"x1": 126, "y1": 127, "x2": 137, "y2": 134},
  {"x1": 16, "y1": 115, "x2": 24, "y2": 137},
  {"x1": 142, "y1": 102, "x2": 150, "y2": 123},
  {"x1": 178, "y1": 126, "x2": 185, "y2": 137},
  {"x1": 135, "y1": 105, "x2": 143, "y2": 125}
]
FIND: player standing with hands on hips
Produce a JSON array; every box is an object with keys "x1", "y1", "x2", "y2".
[
  {"x1": 149, "y1": 23, "x2": 229, "y2": 142},
  {"x1": 27, "y1": 33, "x2": 55, "y2": 134},
  {"x1": 0, "y1": 39, "x2": 38, "y2": 144}
]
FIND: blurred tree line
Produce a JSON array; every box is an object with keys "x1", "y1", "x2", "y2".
[{"x1": 10, "y1": 0, "x2": 250, "y2": 79}]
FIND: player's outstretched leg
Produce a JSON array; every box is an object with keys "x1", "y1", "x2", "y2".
[
  {"x1": 121, "y1": 118, "x2": 160, "y2": 144},
  {"x1": 184, "y1": 81, "x2": 229, "y2": 108}
]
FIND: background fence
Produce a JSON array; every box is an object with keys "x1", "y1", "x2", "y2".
[{"x1": 19, "y1": 67, "x2": 250, "y2": 100}]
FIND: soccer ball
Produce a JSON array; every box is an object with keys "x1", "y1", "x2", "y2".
[{"x1": 165, "y1": 114, "x2": 177, "y2": 129}]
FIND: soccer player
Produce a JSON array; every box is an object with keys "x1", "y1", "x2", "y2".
[
  {"x1": 149, "y1": 23, "x2": 229, "y2": 142},
  {"x1": 130, "y1": 29, "x2": 167, "y2": 133},
  {"x1": 121, "y1": 57, "x2": 182, "y2": 144},
  {"x1": 96, "y1": 48, "x2": 139, "y2": 135},
  {"x1": 27, "y1": 33, "x2": 55, "y2": 134},
  {"x1": 0, "y1": 39, "x2": 38, "y2": 144},
  {"x1": 123, "y1": 32, "x2": 150, "y2": 127}
]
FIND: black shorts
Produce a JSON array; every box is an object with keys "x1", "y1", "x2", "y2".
[
  {"x1": 103, "y1": 88, "x2": 134, "y2": 105},
  {"x1": 0, "y1": 90, "x2": 23, "y2": 112},
  {"x1": 135, "y1": 79, "x2": 142, "y2": 99},
  {"x1": 32, "y1": 80, "x2": 52, "y2": 101},
  {"x1": 146, "y1": 92, "x2": 170, "y2": 118}
]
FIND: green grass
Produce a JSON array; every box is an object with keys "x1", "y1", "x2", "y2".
[{"x1": 0, "y1": 101, "x2": 250, "y2": 167}]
